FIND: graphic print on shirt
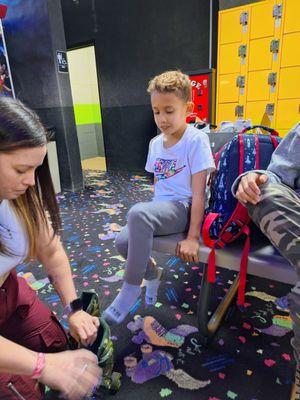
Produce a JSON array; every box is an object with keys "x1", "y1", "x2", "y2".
[{"x1": 154, "y1": 158, "x2": 186, "y2": 181}]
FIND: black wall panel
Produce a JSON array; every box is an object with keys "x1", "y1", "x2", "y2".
[
  {"x1": 61, "y1": 0, "x2": 217, "y2": 171},
  {"x1": 1, "y1": 0, "x2": 83, "y2": 190}
]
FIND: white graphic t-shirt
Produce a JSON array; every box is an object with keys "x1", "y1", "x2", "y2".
[
  {"x1": 0, "y1": 200, "x2": 28, "y2": 277},
  {"x1": 145, "y1": 125, "x2": 215, "y2": 201}
]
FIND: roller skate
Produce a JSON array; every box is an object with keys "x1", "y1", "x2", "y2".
[{"x1": 69, "y1": 291, "x2": 122, "y2": 396}]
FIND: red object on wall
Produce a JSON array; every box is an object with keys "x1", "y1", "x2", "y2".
[
  {"x1": 0, "y1": 5, "x2": 7, "y2": 19},
  {"x1": 186, "y1": 69, "x2": 216, "y2": 124}
]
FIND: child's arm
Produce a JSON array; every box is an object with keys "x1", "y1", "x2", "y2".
[{"x1": 176, "y1": 170, "x2": 207, "y2": 263}]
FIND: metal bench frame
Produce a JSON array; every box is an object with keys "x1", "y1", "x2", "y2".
[{"x1": 152, "y1": 233, "x2": 295, "y2": 343}]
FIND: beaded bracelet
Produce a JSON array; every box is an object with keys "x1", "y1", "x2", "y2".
[{"x1": 31, "y1": 353, "x2": 46, "y2": 380}]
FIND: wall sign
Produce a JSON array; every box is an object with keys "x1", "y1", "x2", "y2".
[{"x1": 56, "y1": 50, "x2": 68, "y2": 73}]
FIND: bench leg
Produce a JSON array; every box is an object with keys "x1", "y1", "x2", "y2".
[{"x1": 197, "y1": 263, "x2": 240, "y2": 343}]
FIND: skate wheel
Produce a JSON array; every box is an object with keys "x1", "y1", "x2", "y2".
[{"x1": 109, "y1": 372, "x2": 122, "y2": 394}]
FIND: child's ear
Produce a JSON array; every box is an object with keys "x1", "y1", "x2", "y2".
[{"x1": 186, "y1": 102, "x2": 194, "y2": 115}]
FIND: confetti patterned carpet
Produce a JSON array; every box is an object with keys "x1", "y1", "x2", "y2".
[{"x1": 18, "y1": 171, "x2": 295, "y2": 400}]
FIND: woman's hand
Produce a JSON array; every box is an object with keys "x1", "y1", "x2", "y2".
[
  {"x1": 236, "y1": 172, "x2": 268, "y2": 205},
  {"x1": 176, "y1": 238, "x2": 200, "y2": 263},
  {"x1": 39, "y1": 349, "x2": 102, "y2": 400},
  {"x1": 68, "y1": 311, "x2": 100, "y2": 346}
]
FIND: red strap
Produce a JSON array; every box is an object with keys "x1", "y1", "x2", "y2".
[
  {"x1": 202, "y1": 212, "x2": 219, "y2": 248},
  {"x1": 270, "y1": 135, "x2": 279, "y2": 149},
  {"x1": 238, "y1": 134, "x2": 245, "y2": 175},
  {"x1": 269, "y1": 128, "x2": 279, "y2": 136},
  {"x1": 207, "y1": 248, "x2": 216, "y2": 283},
  {"x1": 237, "y1": 226, "x2": 251, "y2": 306},
  {"x1": 214, "y1": 144, "x2": 226, "y2": 167},
  {"x1": 254, "y1": 134, "x2": 260, "y2": 169},
  {"x1": 217, "y1": 202, "x2": 251, "y2": 244}
]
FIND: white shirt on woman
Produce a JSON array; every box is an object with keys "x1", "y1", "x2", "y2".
[{"x1": 0, "y1": 200, "x2": 28, "y2": 280}]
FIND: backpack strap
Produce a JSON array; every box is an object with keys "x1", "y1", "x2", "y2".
[
  {"x1": 254, "y1": 134, "x2": 260, "y2": 169},
  {"x1": 214, "y1": 143, "x2": 227, "y2": 167},
  {"x1": 238, "y1": 134, "x2": 245, "y2": 175},
  {"x1": 206, "y1": 223, "x2": 251, "y2": 302},
  {"x1": 202, "y1": 212, "x2": 219, "y2": 248},
  {"x1": 204, "y1": 203, "x2": 251, "y2": 288},
  {"x1": 270, "y1": 135, "x2": 279, "y2": 149}
]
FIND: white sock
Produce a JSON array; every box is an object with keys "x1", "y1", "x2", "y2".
[
  {"x1": 144, "y1": 267, "x2": 163, "y2": 306},
  {"x1": 102, "y1": 282, "x2": 141, "y2": 325}
]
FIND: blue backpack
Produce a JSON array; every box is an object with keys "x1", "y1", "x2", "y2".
[{"x1": 202, "y1": 126, "x2": 281, "y2": 305}]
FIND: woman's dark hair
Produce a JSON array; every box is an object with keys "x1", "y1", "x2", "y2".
[{"x1": 0, "y1": 96, "x2": 61, "y2": 257}]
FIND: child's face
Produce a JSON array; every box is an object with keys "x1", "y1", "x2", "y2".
[{"x1": 151, "y1": 91, "x2": 193, "y2": 137}]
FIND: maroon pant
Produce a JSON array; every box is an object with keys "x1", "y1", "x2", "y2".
[{"x1": 0, "y1": 270, "x2": 68, "y2": 399}]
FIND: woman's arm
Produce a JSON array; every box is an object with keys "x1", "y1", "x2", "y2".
[
  {"x1": 176, "y1": 170, "x2": 207, "y2": 263},
  {"x1": 36, "y1": 222, "x2": 99, "y2": 345},
  {"x1": 0, "y1": 335, "x2": 37, "y2": 375},
  {"x1": 36, "y1": 227, "x2": 77, "y2": 307}
]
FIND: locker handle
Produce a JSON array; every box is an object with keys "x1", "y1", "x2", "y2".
[
  {"x1": 273, "y1": 4, "x2": 282, "y2": 19},
  {"x1": 236, "y1": 76, "x2": 245, "y2": 88},
  {"x1": 238, "y1": 45, "x2": 247, "y2": 58},
  {"x1": 240, "y1": 11, "x2": 248, "y2": 26},
  {"x1": 235, "y1": 105, "x2": 244, "y2": 117},
  {"x1": 270, "y1": 40, "x2": 279, "y2": 54},
  {"x1": 268, "y1": 72, "x2": 277, "y2": 86},
  {"x1": 266, "y1": 103, "x2": 274, "y2": 116}
]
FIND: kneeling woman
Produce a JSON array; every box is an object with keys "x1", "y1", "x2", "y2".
[{"x1": 0, "y1": 97, "x2": 101, "y2": 400}]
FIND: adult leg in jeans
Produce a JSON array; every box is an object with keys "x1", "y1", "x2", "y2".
[
  {"x1": 247, "y1": 182, "x2": 300, "y2": 399},
  {"x1": 103, "y1": 200, "x2": 190, "y2": 324}
]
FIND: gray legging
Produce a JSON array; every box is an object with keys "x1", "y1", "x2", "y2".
[{"x1": 115, "y1": 200, "x2": 191, "y2": 285}]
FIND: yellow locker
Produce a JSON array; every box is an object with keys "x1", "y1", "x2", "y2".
[
  {"x1": 219, "y1": 8, "x2": 245, "y2": 44},
  {"x1": 283, "y1": 0, "x2": 300, "y2": 33},
  {"x1": 281, "y1": 32, "x2": 300, "y2": 67},
  {"x1": 250, "y1": 0, "x2": 276, "y2": 39},
  {"x1": 247, "y1": 70, "x2": 272, "y2": 101},
  {"x1": 217, "y1": 103, "x2": 239, "y2": 125},
  {"x1": 278, "y1": 66, "x2": 300, "y2": 99},
  {"x1": 248, "y1": 37, "x2": 274, "y2": 71},
  {"x1": 219, "y1": 43, "x2": 241, "y2": 74},
  {"x1": 216, "y1": 0, "x2": 300, "y2": 136},
  {"x1": 218, "y1": 74, "x2": 240, "y2": 103},
  {"x1": 276, "y1": 98, "x2": 300, "y2": 129},
  {"x1": 245, "y1": 101, "x2": 274, "y2": 126}
]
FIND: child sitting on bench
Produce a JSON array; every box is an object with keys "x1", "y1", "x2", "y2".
[{"x1": 103, "y1": 70, "x2": 215, "y2": 325}]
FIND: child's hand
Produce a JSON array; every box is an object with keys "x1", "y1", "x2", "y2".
[{"x1": 176, "y1": 238, "x2": 200, "y2": 263}]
